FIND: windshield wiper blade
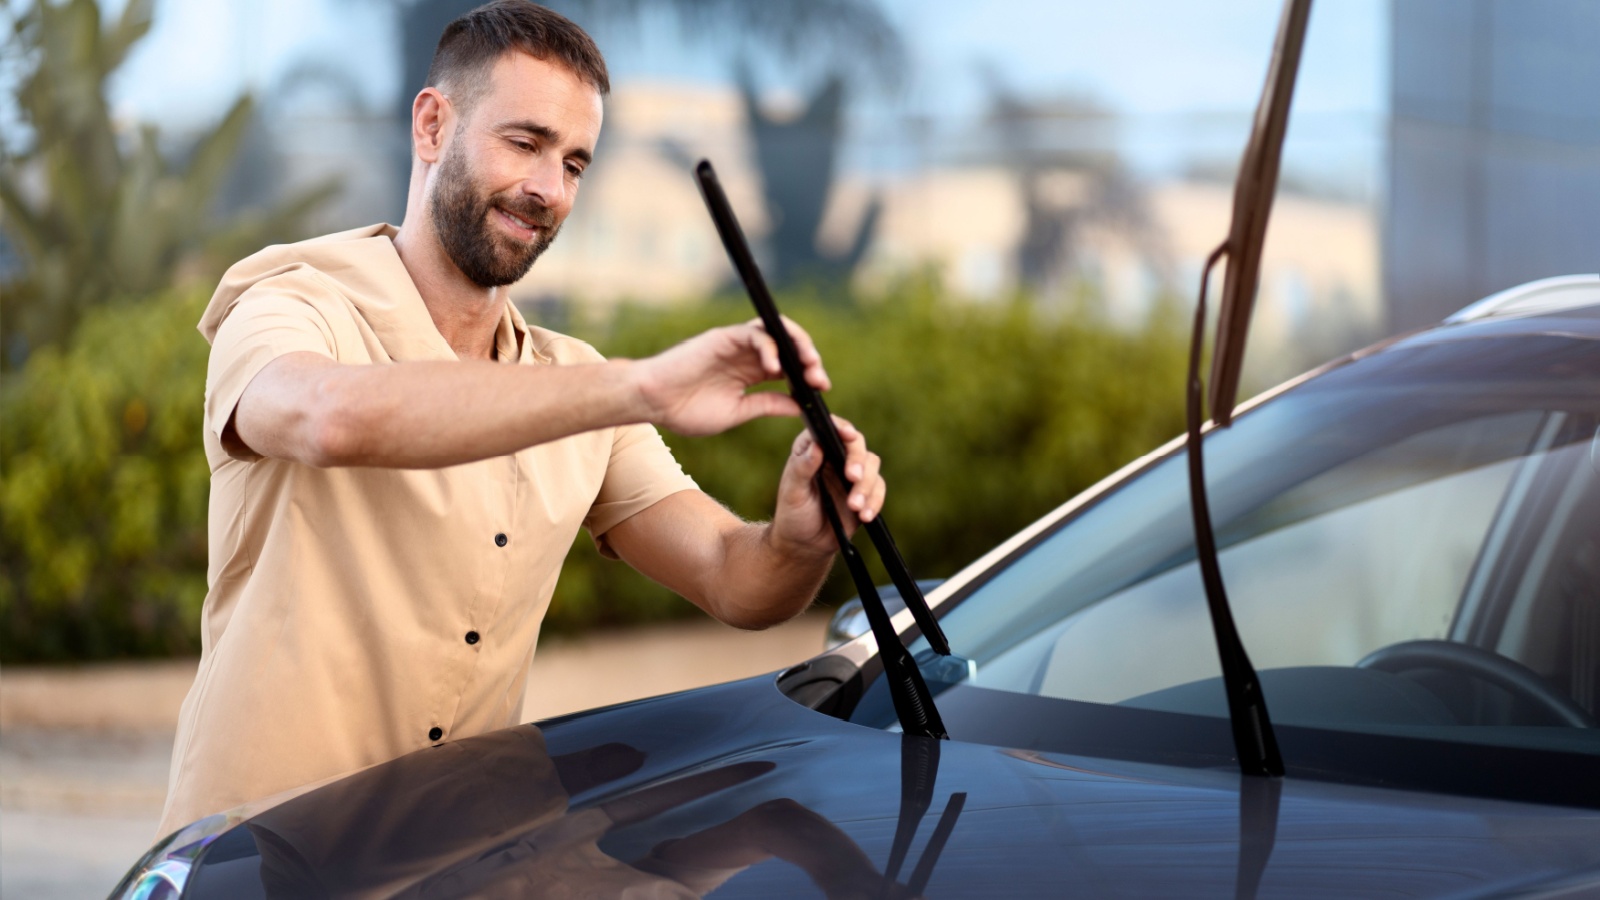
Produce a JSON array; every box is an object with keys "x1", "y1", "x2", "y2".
[
  {"x1": 1188, "y1": 0, "x2": 1313, "y2": 779},
  {"x1": 695, "y1": 159, "x2": 950, "y2": 740},
  {"x1": 1210, "y1": 0, "x2": 1315, "y2": 427}
]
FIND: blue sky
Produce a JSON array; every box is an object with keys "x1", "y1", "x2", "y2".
[
  {"x1": 107, "y1": 0, "x2": 1387, "y2": 187},
  {"x1": 113, "y1": 0, "x2": 1385, "y2": 117}
]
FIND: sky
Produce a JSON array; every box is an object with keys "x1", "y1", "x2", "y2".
[{"x1": 104, "y1": 0, "x2": 1387, "y2": 188}]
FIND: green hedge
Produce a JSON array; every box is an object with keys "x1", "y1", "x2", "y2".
[
  {"x1": 1, "y1": 291, "x2": 212, "y2": 660},
  {"x1": 0, "y1": 280, "x2": 1189, "y2": 660}
]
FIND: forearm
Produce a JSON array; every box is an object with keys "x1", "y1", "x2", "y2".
[
  {"x1": 238, "y1": 353, "x2": 652, "y2": 468},
  {"x1": 700, "y1": 522, "x2": 834, "y2": 630}
]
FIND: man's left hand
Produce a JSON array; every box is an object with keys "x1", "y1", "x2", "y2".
[{"x1": 768, "y1": 415, "x2": 885, "y2": 559}]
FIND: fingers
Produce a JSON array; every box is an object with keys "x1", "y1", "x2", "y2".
[
  {"x1": 737, "y1": 324, "x2": 783, "y2": 379},
  {"x1": 850, "y1": 453, "x2": 884, "y2": 521},
  {"x1": 834, "y1": 415, "x2": 863, "y2": 481},
  {"x1": 834, "y1": 415, "x2": 884, "y2": 522},
  {"x1": 745, "y1": 316, "x2": 831, "y2": 391},
  {"x1": 771, "y1": 417, "x2": 885, "y2": 555},
  {"x1": 778, "y1": 315, "x2": 828, "y2": 390}
]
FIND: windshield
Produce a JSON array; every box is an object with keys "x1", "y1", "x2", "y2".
[{"x1": 846, "y1": 329, "x2": 1600, "y2": 778}]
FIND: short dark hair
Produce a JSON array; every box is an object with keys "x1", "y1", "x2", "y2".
[{"x1": 426, "y1": 0, "x2": 610, "y2": 114}]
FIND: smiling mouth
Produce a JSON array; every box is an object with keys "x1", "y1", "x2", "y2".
[{"x1": 495, "y1": 207, "x2": 541, "y2": 240}]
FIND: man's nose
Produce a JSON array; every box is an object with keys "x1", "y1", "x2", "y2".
[{"x1": 520, "y1": 159, "x2": 569, "y2": 210}]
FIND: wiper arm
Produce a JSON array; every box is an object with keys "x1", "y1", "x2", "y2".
[
  {"x1": 1187, "y1": 0, "x2": 1313, "y2": 778},
  {"x1": 695, "y1": 160, "x2": 950, "y2": 740}
]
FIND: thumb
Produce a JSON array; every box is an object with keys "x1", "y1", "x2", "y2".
[
  {"x1": 778, "y1": 430, "x2": 825, "y2": 497},
  {"x1": 735, "y1": 391, "x2": 802, "y2": 425}
]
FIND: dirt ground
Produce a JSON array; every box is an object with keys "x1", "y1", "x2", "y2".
[{"x1": 0, "y1": 612, "x2": 829, "y2": 899}]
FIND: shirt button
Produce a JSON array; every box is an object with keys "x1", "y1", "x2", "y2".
[
  {"x1": 465, "y1": 631, "x2": 480, "y2": 645},
  {"x1": 428, "y1": 726, "x2": 443, "y2": 742},
  {"x1": 494, "y1": 533, "x2": 508, "y2": 547}
]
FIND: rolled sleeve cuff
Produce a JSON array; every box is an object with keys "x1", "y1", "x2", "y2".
[
  {"x1": 584, "y1": 423, "x2": 698, "y2": 560},
  {"x1": 204, "y1": 293, "x2": 337, "y2": 460}
]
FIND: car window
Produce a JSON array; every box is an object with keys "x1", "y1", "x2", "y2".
[{"x1": 849, "y1": 335, "x2": 1600, "y2": 766}]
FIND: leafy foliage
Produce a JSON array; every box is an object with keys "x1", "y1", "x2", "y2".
[
  {"x1": 0, "y1": 290, "x2": 211, "y2": 661},
  {"x1": 0, "y1": 280, "x2": 1189, "y2": 660},
  {"x1": 0, "y1": 0, "x2": 334, "y2": 367}
]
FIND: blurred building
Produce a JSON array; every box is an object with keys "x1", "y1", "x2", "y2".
[
  {"x1": 1386, "y1": 0, "x2": 1600, "y2": 332},
  {"x1": 528, "y1": 84, "x2": 1375, "y2": 315},
  {"x1": 512, "y1": 83, "x2": 763, "y2": 311},
  {"x1": 239, "y1": 72, "x2": 1379, "y2": 381}
]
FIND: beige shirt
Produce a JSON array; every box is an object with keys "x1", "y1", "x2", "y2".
[{"x1": 160, "y1": 224, "x2": 697, "y2": 836}]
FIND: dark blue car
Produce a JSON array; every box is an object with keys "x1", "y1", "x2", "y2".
[{"x1": 116, "y1": 275, "x2": 1600, "y2": 898}]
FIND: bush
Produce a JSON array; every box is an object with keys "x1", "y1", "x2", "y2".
[
  {"x1": 1, "y1": 290, "x2": 211, "y2": 661},
  {"x1": 0, "y1": 280, "x2": 1189, "y2": 659}
]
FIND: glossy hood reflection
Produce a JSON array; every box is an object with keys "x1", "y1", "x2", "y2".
[
  {"x1": 175, "y1": 676, "x2": 1600, "y2": 899},
  {"x1": 226, "y1": 723, "x2": 953, "y2": 899}
]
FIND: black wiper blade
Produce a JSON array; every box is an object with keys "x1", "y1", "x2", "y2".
[
  {"x1": 695, "y1": 159, "x2": 950, "y2": 740},
  {"x1": 1210, "y1": 0, "x2": 1315, "y2": 428},
  {"x1": 1186, "y1": 0, "x2": 1312, "y2": 779}
]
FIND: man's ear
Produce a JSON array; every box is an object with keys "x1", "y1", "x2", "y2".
[{"x1": 412, "y1": 87, "x2": 452, "y2": 165}]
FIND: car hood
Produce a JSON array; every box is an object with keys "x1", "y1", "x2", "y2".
[{"x1": 180, "y1": 673, "x2": 1600, "y2": 898}]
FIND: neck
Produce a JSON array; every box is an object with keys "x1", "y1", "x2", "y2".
[{"x1": 392, "y1": 218, "x2": 505, "y2": 361}]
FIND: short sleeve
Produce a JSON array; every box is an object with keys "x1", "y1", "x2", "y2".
[
  {"x1": 583, "y1": 423, "x2": 699, "y2": 559},
  {"x1": 205, "y1": 289, "x2": 337, "y2": 460}
]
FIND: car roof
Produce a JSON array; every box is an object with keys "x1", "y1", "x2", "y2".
[{"x1": 1446, "y1": 274, "x2": 1600, "y2": 325}]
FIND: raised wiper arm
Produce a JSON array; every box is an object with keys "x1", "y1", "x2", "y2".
[
  {"x1": 1187, "y1": 0, "x2": 1313, "y2": 778},
  {"x1": 695, "y1": 160, "x2": 950, "y2": 740}
]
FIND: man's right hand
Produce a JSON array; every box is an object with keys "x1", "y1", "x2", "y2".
[{"x1": 633, "y1": 316, "x2": 830, "y2": 437}]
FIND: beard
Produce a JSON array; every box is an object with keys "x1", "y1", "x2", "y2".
[{"x1": 430, "y1": 144, "x2": 560, "y2": 288}]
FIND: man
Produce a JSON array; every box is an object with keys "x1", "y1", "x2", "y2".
[{"x1": 159, "y1": 0, "x2": 885, "y2": 836}]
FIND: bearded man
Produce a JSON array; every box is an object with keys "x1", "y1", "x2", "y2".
[{"x1": 159, "y1": 0, "x2": 886, "y2": 836}]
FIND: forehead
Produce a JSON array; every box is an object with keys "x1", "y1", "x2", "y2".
[{"x1": 470, "y1": 52, "x2": 604, "y2": 146}]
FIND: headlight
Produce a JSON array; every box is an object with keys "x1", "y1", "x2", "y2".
[{"x1": 108, "y1": 813, "x2": 236, "y2": 900}]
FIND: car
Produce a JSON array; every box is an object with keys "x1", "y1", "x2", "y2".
[{"x1": 113, "y1": 273, "x2": 1600, "y2": 899}]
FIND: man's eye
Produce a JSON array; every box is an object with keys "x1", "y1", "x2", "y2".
[
  {"x1": 512, "y1": 140, "x2": 536, "y2": 153},
  {"x1": 565, "y1": 163, "x2": 585, "y2": 179}
]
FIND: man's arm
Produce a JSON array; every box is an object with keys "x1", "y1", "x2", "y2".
[
  {"x1": 229, "y1": 319, "x2": 830, "y2": 468},
  {"x1": 603, "y1": 418, "x2": 885, "y2": 630}
]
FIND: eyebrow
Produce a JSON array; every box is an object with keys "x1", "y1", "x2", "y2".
[{"x1": 498, "y1": 119, "x2": 593, "y2": 165}]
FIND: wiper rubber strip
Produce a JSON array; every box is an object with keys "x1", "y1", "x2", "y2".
[{"x1": 695, "y1": 160, "x2": 950, "y2": 740}]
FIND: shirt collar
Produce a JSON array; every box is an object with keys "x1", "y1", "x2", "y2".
[
  {"x1": 496, "y1": 302, "x2": 543, "y2": 364},
  {"x1": 350, "y1": 224, "x2": 542, "y2": 365},
  {"x1": 324, "y1": 224, "x2": 459, "y2": 362}
]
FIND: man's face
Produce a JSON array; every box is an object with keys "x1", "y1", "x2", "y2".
[{"x1": 429, "y1": 53, "x2": 603, "y2": 288}]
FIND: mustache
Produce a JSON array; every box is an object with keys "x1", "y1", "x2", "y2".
[{"x1": 493, "y1": 196, "x2": 557, "y2": 229}]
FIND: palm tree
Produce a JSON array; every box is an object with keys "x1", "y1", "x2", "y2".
[
  {"x1": 0, "y1": 0, "x2": 335, "y2": 368},
  {"x1": 392, "y1": 0, "x2": 904, "y2": 113},
  {"x1": 982, "y1": 71, "x2": 1170, "y2": 301},
  {"x1": 385, "y1": 0, "x2": 905, "y2": 287}
]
